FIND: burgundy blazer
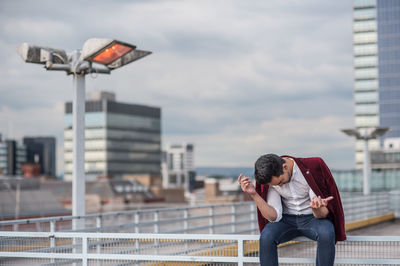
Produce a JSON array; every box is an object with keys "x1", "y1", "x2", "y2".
[{"x1": 255, "y1": 155, "x2": 346, "y2": 242}]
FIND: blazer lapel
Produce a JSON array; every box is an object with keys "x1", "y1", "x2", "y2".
[{"x1": 293, "y1": 157, "x2": 323, "y2": 196}]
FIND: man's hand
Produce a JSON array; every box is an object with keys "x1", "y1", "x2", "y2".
[
  {"x1": 238, "y1": 174, "x2": 256, "y2": 196},
  {"x1": 310, "y1": 196, "x2": 333, "y2": 218},
  {"x1": 310, "y1": 196, "x2": 333, "y2": 209}
]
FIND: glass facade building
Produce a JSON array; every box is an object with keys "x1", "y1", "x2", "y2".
[
  {"x1": 64, "y1": 93, "x2": 161, "y2": 181},
  {"x1": 377, "y1": 1, "x2": 400, "y2": 140},
  {"x1": 23, "y1": 137, "x2": 56, "y2": 177},
  {"x1": 353, "y1": 0, "x2": 400, "y2": 168},
  {"x1": 0, "y1": 139, "x2": 27, "y2": 176}
]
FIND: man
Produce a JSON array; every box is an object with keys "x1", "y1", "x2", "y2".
[{"x1": 238, "y1": 154, "x2": 346, "y2": 266}]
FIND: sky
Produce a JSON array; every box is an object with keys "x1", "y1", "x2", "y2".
[{"x1": 0, "y1": 0, "x2": 356, "y2": 175}]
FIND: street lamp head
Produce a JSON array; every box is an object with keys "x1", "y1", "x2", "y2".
[
  {"x1": 369, "y1": 127, "x2": 390, "y2": 138},
  {"x1": 16, "y1": 43, "x2": 68, "y2": 65},
  {"x1": 341, "y1": 128, "x2": 362, "y2": 139},
  {"x1": 341, "y1": 127, "x2": 390, "y2": 140},
  {"x1": 16, "y1": 39, "x2": 151, "y2": 74},
  {"x1": 81, "y1": 38, "x2": 135, "y2": 64},
  {"x1": 81, "y1": 38, "x2": 151, "y2": 70}
]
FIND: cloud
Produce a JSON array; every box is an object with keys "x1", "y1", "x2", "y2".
[
  {"x1": 165, "y1": 115, "x2": 355, "y2": 169},
  {"x1": 0, "y1": 0, "x2": 356, "y2": 175}
]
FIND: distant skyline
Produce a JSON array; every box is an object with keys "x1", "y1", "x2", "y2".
[{"x1": 0, "y1": 0, "x2": 355, "y2": 175}]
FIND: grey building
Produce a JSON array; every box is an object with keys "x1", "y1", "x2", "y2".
[
  {"x1": 353, "y1": 0, "x2": 400, "y2": 168},
  {"x1": 23, "y1": 137, "x2": 56, "y2": 177},
  {"x1": 162, "y1": 143, "x2": 196, "y2": 194},
  {"x1": 371, "y1": 138, "x2": 400, "y2": 170},
  {"x1": 0, "y1": 137, "x2": 26, "y2": 176},
  {"x1": 64, "y1": 91, "x2": 161, "y2": 181}
]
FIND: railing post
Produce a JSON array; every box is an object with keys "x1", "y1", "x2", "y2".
[
  {"x1": 209, "y1": 206, "x2": 214, "y2": 234},
  {"x1": 183, "y1": 209, "x2": 189, "y2": 233},
  {"x1": 135, "y1": 212, "x2": 140, "y2": 251},
  {"x1": 184, "y1": 208, "x2": 189, "y2": 253},
  {"x1": 50, "y1": 220, "x2": 55, "y2": 264},
  {"x1": 154, "y1": 211, "x2": 159, "y2": 234},
  {"x1": 231, "y1": 205, "x2": 236, "y2": 233},
  {"x1": 134, "y1": 212, "x2": 140, "y2": 233},
  {"x1": 96, "y1": 216, "x2": 102, "y2": 265},
  {"x1": 250, "y1": 204, "x2": 256, "y2": 233},
  {"x1": 154, "y1": 211, "x2": 159, "y2": 254},
  {"x1": 238, "y1": 238, "x2": 244, "y2": 266},
  {"x1": 82, "y1": 235, "x2": 88, "y2": 266},
  {"x1": 96, "y1": 216, "x2": 102, "y2": 232}
]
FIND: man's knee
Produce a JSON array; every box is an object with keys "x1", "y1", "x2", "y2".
[
  {"x1": 260, "y1": 226, "x2": 278, "y2": 247},
  {"x1": 316, "y1": 220, "x2": 335, "y2": 242}
]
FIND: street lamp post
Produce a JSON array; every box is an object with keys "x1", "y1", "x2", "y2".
[
  {"x1": 341, "y1": 127, "x2": 389, "y2": 195},
  {"x1": 16, "y1": 39, "x2": 151, "y2": 230}
]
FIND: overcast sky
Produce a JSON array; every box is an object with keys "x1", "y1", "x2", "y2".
[{"x1": 0, "y1": 0, "x2": 356, "y2": 175}]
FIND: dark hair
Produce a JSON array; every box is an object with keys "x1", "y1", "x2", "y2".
[{"x1": 254, "y1": 154, "x2": 285, "y2": 184}]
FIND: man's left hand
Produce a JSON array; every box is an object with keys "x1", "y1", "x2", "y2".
[{"x1": 310, "y1": 196, "x2": 334, "y2": 209}]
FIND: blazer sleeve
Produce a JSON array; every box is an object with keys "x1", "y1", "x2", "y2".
[
  {"x1": 318, "y1": 158, "x2": 347, "y2": 241},
  {"x1": 255, "y1": 181, "x2": 269, "y2": 233}
]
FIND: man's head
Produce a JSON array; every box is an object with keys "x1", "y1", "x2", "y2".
[{"x1": 254, "y1": 154, "x2": 292, "y2": 186}]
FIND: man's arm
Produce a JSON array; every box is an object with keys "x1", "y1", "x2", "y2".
[
  {"x1": 310, "y1": 196, "x2": 333, "y2": 219},
  {"x1": 238, "y1": 174, "x2": 278, "y2": 221}
]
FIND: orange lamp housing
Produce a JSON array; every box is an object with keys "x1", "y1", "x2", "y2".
[
  {"x1": 92, "y1": 43, "x2": 134, "y2": 65},
  {"x1": 81, "y1": 38, "x2": 151, "y2": 70},
  {"x1": 82, "y1": 39, "x2": 137, "y2": 65}
]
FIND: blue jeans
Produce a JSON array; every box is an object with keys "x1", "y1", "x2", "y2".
[{"x1": 259, "y1": 214, "x2": 335, "y2": 266}]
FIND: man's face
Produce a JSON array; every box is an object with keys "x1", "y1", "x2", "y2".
[{"x1": 268, "y1": 163, "x2": 291, "y2": 187}]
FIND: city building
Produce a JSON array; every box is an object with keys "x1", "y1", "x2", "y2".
[
  {"x1": 0, "y1": 136, "x2": 26, "y2": 176},
  {"x1": 161, "y1": 143, "x2": 196, "y2": 194},
  {"x1": 353, "y1": 0, "x2": 400, "y2": 168},
  {"x1": 371, "y1": 138, "x2": 400, "y2": 170},
  {"x1": 64, "y1": 91, "x2": 161, "y2": 181},
  {"x1": 23, "y1": 137, "x2": 56, "y2": 178}
]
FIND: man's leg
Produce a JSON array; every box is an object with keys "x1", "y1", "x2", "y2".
[
  {"x1": 299, "y1": 216, "x2": 335, "y2": 266},
  {"x1": 259, "y1": 217, "x2": 300, "y2": 266}
]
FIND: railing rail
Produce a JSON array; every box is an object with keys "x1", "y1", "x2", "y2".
[
  {"x1": 0, "y1": 202, "x2": 259, "y2": 234},
  {"x1": 0, "y1": 231, "x2": 399, "y2": 265},
  {"x1": 1, "y1": 191, "x2": 397, "y2": 234}
]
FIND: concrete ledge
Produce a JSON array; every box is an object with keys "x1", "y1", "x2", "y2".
[{"x1": 345, "y1": 212, "x2": 395, "y2": 231}]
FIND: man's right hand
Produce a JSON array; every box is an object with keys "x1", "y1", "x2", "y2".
[{"x1": 238, "y1": 174, "x2": 256, "y2": 196}]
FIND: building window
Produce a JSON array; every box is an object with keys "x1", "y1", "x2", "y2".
[
  {"x1": 354, "y1": 44, "x2": 377, "y2": 56},
  {"x1": 354, "y1": 32, "x2": 377, "y2": 44},
  {"x1": 354, "y1": 0, "x2": 376, "y2": 8},
  {"x1": 355, "y1": 68, "x2": 378, "y2": 79},
  {"x1": 355, "y1": 91, "x2": 378, "y2": 103},
  {"x1": 354, "y1": 20, "x2": 377, "y2": 32},
  {"x1": 354, "y1": 56, "x2": 377, "y2": 67},
  {"x1": 354, "y1": 8, "x2": 376, "y2": 20},
  {"x1": 169, "y1": 174, "x2": 177, "y2": 184},
  {"x1": 355, "y1": 79, "x2": 378, "y2": 90},
  {"x1": 355, "y1": 103, "x2": 378, "y2": 114}
]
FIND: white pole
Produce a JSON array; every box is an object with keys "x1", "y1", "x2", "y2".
[
  {"x1": 72, "y1": 72, "x2": 86, "y2": 230},
  {"x1": 363, "y1": 138, "x2": 371, "y2": 196},
  {"x1": 15, "y1": 178, "x2": 21, "y2": 220}
]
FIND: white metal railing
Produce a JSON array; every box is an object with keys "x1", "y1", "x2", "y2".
[
  {"x1": 0, "y1": 231, "x2": 399, "y2": 265},
  {"x1": 341, "y1": 191, "x2": 392, "y2": 221},
  {"x1": 0, "y1": 192, "x2": 396, "y2": 234},
  {"x1": 0, "y1": 202, "x2": 259, "y2": 234}
]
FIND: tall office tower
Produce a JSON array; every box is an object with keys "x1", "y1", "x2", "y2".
[
  {"x1": 23, "y1": 137, "x2": 56, "y2": 177},
  {"x1": 353, "y1": 0, "x2": 400, "y2": 168},
  {"x1": 64, "y1": 91, "x2": 161, "y2": 181},
  {"x1": 0, "y1": 137, "x2": 27, "y2": 176},
  {"x1": 161, "y1": 143, "x2": 196, "y2": 193}
]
